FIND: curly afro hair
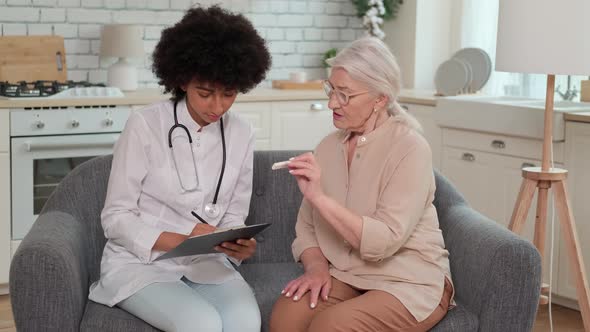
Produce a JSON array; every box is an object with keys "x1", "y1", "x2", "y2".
[{"x1": 152, "y1": 6, "x2": 271, "y2": 99}]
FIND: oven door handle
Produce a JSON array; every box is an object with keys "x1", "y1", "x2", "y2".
[{"x1": 24, "y1": 136, "x2": 118, "y2": 152}]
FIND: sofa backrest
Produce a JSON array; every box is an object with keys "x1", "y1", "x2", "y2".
[{"x1": 244, "y1": 151, "x2": 304, "y2": 264}]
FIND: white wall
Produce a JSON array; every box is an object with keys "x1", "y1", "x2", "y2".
[
  {"x1": 382, "y1": 0, "x2": 453, "y2": 90},
  {"x1": 0, "y1": 0, "x2": 365, "y2": 87}
]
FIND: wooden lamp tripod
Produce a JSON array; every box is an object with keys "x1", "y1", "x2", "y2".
[
  {"x1": 495, "y1": 0, "x2": 590, "y2": 330},
  {"x1": 507, "y1": 75, "x2": 590, "y2": 330}
]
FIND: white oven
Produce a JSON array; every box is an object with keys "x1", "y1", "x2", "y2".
[{"x1": 10, "y1": 105, "x2": 131, "y2": 241}]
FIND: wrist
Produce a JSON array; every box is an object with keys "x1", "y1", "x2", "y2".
[{"x1": 308, "y1": 191, "x2": 327, "y2": 207}]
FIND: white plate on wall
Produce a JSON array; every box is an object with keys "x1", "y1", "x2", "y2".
[
  {"x1": 452, "y1": 48, "x2": 492, "y2": 92},
  {"x1": 435, "y1": 58, "x2": 470, "y2": 96}
]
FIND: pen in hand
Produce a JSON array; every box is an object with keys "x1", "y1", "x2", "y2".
[{"x1": 191, "y1": 211, "x2": 209, "y2": 225}]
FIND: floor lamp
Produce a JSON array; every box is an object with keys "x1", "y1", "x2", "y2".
[{"x1": 495, "y1": 0, "x2": 590, "y2": 329}]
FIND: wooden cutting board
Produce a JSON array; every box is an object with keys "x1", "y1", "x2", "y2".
[
  {"x1": 272, "y1": 80, "x2": 323, "y2": 90},
  {"x1": 0, "y1": 36, "x2": 67, "y2": 83}
]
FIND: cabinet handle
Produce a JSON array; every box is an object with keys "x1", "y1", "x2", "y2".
[
  {"x1": 309, "y1": 103, "x2": 324, "y2": 111},
  {"x1": 522, "y1": 162, "x2": 535, "y2": 169},
  {"x1": 491, "y1": 140, "x2": 506, "y2": 149},
  {"x1": 461, "y1": 153, "x2": 476, "y2": 162}
]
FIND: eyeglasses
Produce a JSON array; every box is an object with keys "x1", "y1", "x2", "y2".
[{"x1": 323, "y1": 80, "x2": 369, "y2": 106}]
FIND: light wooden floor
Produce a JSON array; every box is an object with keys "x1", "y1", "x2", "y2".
[{"x1": 0, "y1": 294, "x2": 585, "y2": 331}]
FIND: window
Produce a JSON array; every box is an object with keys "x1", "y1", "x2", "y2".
[{"x1": 455, "y1": 0, "x2": 588, "y2": 100}]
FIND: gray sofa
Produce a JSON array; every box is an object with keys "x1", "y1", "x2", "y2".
[{"x1": 10, "y1": 150, "x2": 541, "y2": 331}]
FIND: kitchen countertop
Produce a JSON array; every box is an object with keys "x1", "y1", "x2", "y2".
[
  {"x1": 564, "y1": 112, "x2": 590, "y2": 123},
  {"x1": 0, "y1": 87, "x2": 438, "y2": 109}
]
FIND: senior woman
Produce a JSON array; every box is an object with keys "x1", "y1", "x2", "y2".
[{"x1": 269, "y1": 37, "x2": 454, "y2": 332}]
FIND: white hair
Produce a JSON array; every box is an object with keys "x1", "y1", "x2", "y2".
[{"x1": 326, "y1": 36, "x2": 422, "y2": 133}]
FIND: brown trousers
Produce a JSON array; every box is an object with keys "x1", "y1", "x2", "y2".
[{"x1": 269, "y1": 277, "x2": 452, "y2": 332}]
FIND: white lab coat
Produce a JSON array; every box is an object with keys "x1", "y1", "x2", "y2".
[{"x1": 89, "y1": 98, "x2": 255, "y2": 307}]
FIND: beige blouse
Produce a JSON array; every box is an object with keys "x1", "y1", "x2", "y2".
[{"x1": 292, "y1": 116, "x2": 454, "y2": 322}]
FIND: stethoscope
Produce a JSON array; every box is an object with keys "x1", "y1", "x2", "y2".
[{"x1": 168, "y1": 99, "x2": 226, "y2": 220}]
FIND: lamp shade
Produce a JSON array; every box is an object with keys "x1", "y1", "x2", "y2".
[
  {"x1": 495, "y1": 0, "x2": 590, "y2": 76},
  {"x1": 100, "y1": 24, "x2": 144, "y2": 58}
]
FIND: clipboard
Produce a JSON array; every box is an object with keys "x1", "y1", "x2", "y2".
[{"x1": 154, "y1": 223, "x2": 271, "y2": 261}]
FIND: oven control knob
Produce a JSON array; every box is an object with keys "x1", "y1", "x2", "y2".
[
  {"x1": 34, "y1": 121, "x2": 45, "y2": 129},
  {"x1": 71, "y1": 120, "x2": 80, "y2": 128},
  {"x1": 104, "y1": 118, "x2": 114, "y2": 127}
]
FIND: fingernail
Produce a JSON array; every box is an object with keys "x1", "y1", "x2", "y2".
[
  {"x1": 324, "y1": 296, "x2": 328, "y2": 301},
  {"x1": 293, "y1": 295, "x2": 299, "y2": 301},
  {"x1": 281, "y1": 289, "x2": 285, "y2": 294},
  {"x1": 289, "y1": 170, "x2": 294, "y2": 174},
  {"x1": 285, "y1": 292, "x2": 291, "y2": 297},
  {"x1": 310, "y1": 303, "x2": 316, "y2": 309},
  {"x1": 289, "y1": 157, "x2": 294, "y2": 160}
]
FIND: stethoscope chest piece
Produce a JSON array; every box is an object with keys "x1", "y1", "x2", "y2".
[{"x1": 204, "y1": 203, "x2": 221, "y2": 218}]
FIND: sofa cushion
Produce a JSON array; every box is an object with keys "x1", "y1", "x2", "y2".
[
  {"x1": 430, "y1": 303, "x2": 479, "y2": 331},
  {"x1": 238, "y1": 262, "x2": 304, "y2": 332},
  {"x1": 80, "y1": 300, "x2": 159, "y2": 332}
]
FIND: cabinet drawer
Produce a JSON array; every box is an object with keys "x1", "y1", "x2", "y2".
[
  {"x1": 442, "y1": 128, "x2": 564, "y2": 162},
  {"x1": 231, "y1": 102, "x2": 271, "y2": 139}
]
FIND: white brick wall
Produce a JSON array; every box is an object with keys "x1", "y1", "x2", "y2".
[{"x1": 0, "y1": 0, "x2": 364, "y2": 85}]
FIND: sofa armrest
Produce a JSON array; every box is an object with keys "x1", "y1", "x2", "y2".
[
  {"x1": 443, "y1": 204, "x2": 541, "y2": 332},
  {"x1": 10, "y1": 211, "x2": 90, "y2": 332}
]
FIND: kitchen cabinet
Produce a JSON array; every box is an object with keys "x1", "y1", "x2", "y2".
[
  {"x1": 557, "y1": 121, "x2": 590, "y2": 301},
  {"x1": 270, "y1": 100, "x2": 333, "y2": 150},
  {"x1": 401, "y1": 103, "x2": 441, "y2": 170},
  {"x1": 441, "y1": 129, "x2": 562, "y2": 290},
  {"x1": 0, "y1": 154, "x2": 9, "y2": 286},
  {"x1": 0, "y1": 112, "x2": 9, "y2": 287}
]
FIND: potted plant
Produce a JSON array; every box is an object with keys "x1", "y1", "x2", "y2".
[
  {"x1": 323, "y1": 48, "x2": 338, "y2": 79},
  {"x1": 352, "y1": 0, "x2": 403, "y2": 39}
]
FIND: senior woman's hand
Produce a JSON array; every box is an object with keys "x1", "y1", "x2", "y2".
[
  {"x1": 288, "y1": 152, "x2": 325, "y2": 204},
  {"x1": 282, "y1": 263, "x2": 332, "y2": 309}
]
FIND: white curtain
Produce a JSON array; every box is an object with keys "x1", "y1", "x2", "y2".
[{"x1": 454, "y1": 0, "x2": 587, "y2": 100}]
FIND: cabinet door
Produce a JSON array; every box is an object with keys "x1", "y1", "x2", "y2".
[
  {"x1": 442, "y1": 146, "x2": 560, "y2": 289},
  {"x1": 0, "y1": 153, "x2": 10, "y2": 285},
  {"x1": 558, "y1": 122, "x2": 590, "y2": 299},
  {"x1": 442, "y1": 146, "x2": 503, "y2": 221},
  {"x1": 402, "y1": 104, "x2": 441, "y2": 170},
  {"x1": 230, "y1": 102, "x2": 272, "y2": 151},
  {"x1": 271, "y1": 100, "x2": 334, "y2": 150}
]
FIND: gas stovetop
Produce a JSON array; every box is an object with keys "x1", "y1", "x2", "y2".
[{"x1": 0, "y1": 80, "x2": 106, "y2": 98}]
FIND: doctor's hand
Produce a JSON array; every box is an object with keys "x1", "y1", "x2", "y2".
[
  {"x1": 282, "y1": 264, "x2": 332, "y2": 309},
  {"x1": 215, "y1": 238, "x2": 257, "y2": 261},
  {"x1": 288, "y1": 152, "x2": 325, "y2": 205},
  {"x1": 190, "y1": 223, "x2": 217, "y2": 237}
]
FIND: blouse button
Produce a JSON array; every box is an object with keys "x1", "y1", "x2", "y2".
[{"x1": 359, "y1": 136, "x2": 366, "y2": 143}]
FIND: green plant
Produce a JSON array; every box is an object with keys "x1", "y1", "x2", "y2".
[
  {"x1": 323, "y1": 48, "x2": 338, "y2": 68},
  {"x1": 352, "y1": 0, "x2": 403, "y2": 21}
]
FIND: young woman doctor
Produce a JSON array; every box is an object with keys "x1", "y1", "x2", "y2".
[{"x1": 88, "y1": 6, "x2": 271, "y2": 332}]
